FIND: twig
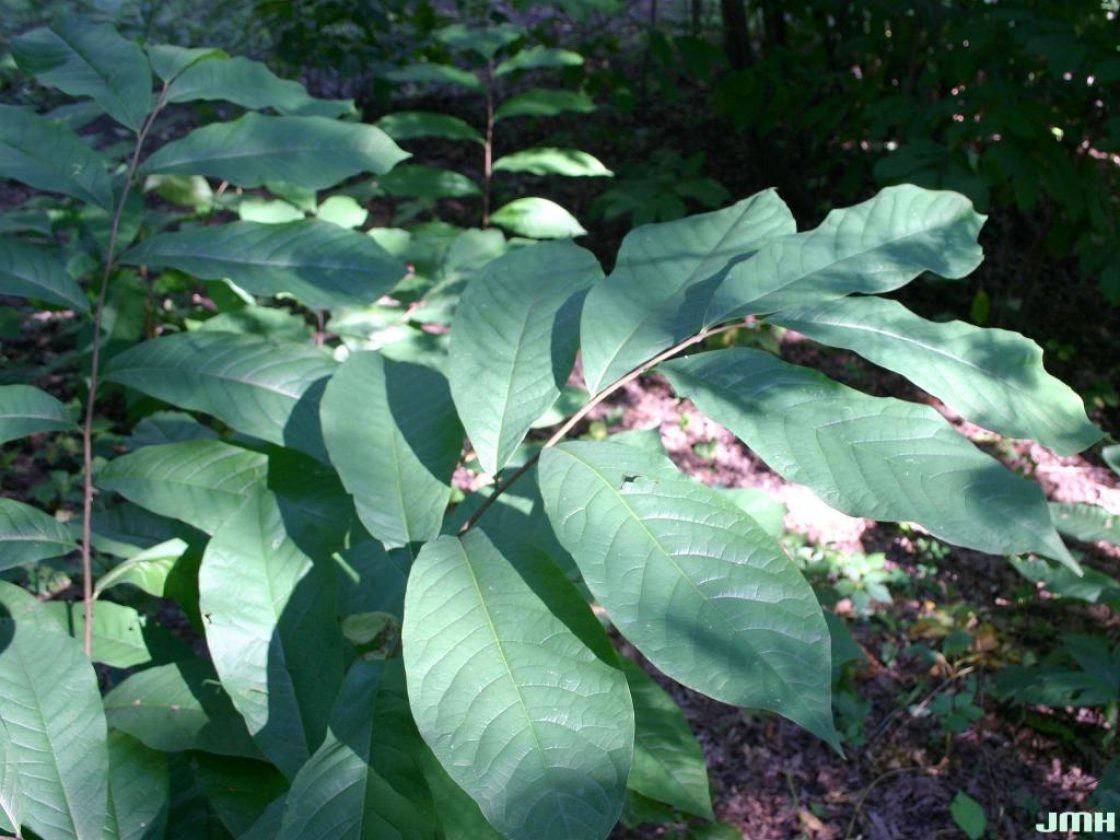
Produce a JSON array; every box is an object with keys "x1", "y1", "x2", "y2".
[
  {"x1": 79, "y1": 83, "x2": 169, "y2": 656},
  {"x1": 458, "y1": 321, "x2": 741, "y2": 534}
]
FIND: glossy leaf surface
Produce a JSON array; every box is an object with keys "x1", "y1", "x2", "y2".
[
  {"x1": 403, "y1": 531, "x2": 634, "y2": 840},
  {"x1": 450, "y1": 240, "x2": 600, "y2": 473},
  {"x1": 580, "y1": 189, "x2": 795, "y2": 393},
  {"x1": 539, "y1": 441, "x2": 837, "y2": 744},
  {"x1": 663, "y1": 348, "x2": 1074, "y2": 567},
  {"x1": 771, "y1": 295, "x2": 1101, "y2": 455},
  {"x1": 105, "y1": 332, "x2": 337, "y2": 462},
  {"x1": 143, "y1": 113, "x2": 409, "y2": 190},
  {"x1": 321, "y1": 352, "x2": 462, "y2": 550},
  {"x1": 123, "y1": 220, "x2": 405, "y2": 311}
]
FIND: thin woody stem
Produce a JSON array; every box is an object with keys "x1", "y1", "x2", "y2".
[
  {"x1": 80, "y1": 83, "x2": 168, "y2": 656},
  {"x1": 458, "y1": 321, "x2": 742, "y2": 534}
]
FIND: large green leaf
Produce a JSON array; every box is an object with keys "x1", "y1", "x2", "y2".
[
  {"x1": 0, "y1": 586, "x2": 109, "y2": 840},
  {"x1": 494, "y1": 89, "x2": 595, "y2": 121},
  {"x1": 143, "y1": 113, "x2": 409, "y2": 190},
  {"x1": 419, "y1": 748, "x2": 503, "y2": 840},
  {"x1": 379, "y1": 165, "x2": 480, "y2": 200},
  {"x1": 580, "y1": 189, "x2": 796, "y2": 394},
  {"x1": 320, "y1": 352, "x2": 462, "y2": 550},
  {"x1": 103, "y1": 659, "x2": 260, "y2": 759},
  {"x1": 105, "y1": 731, "x2": 170, "y2": 840},
  {"x1": 0, "y1": 498, "x2": 76, "y2": 570},
  {"x1": 12, "y1": 19, "x2": 152, "y2": 132},
  {"x1": 0, "y1": 105, "x2": 114, "y2": 209},
  {"x1": 278, "y1": 659, "x2": 437, "y2": 839},
  {"x1": 98, "y1": 440, "x2": 267, "y2": 534},
  {"x1": 771, "y1": 296, "x2": 1101, "y2": 456},
  {"x1": 105, "y1": 332, "x2": 337, "y2": 462},
  {"x1": 403, "y1": 530, "x2": 633, "y2": 840},
  {"x1": 0, "y1": 238, "x2": 88, "y2": 312},
  {"x1": 490, "y1": 197, "x2": 586, "y2": 239},
  {"x1": 375, "y1": 112, "x2": 483, "y2": 143},
  {"x1": 0, "y1": 384, "x2": 74, "y2": 445},
  {"x1": 705, "y1": 185, "x2": 985, "y2": 323},
  {"x1": 166, "y1": 55, "x2": 351, "y2": 117},
  {"x1": 663, "y1": 348, "x2": 1074, "y2": 567},
  {"x1": 122, "y1": 220, "x2": 405, "y2": 311},
  {"x1": 538, "y1": 441, "x2": 837, "y2": 744},
  {"x1": 493, "y1": 148, "x2": 611, "y2": 177},
  {"x1": 621, "y1": 659, "x2": 713, "y2": 819},
  {"x1": 199, "y1": 490, "x2": 344, "y2": 778},
  {"x1": 449, "y1": 240, "x2": 600, "y2": 474}
]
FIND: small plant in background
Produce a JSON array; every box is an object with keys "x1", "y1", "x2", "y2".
[
  {"x1": 591, "y1": 149, "x2": 729, "y2": 226},
  {"x1": 376, "y1": 21, "x2": 611, "y2": 237}
]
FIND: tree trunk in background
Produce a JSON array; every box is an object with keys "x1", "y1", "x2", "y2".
[{"x1": 720, "y1": 0, "x2": 751, "y2": 69}]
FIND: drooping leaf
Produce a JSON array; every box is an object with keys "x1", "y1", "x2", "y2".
[
  {"x1": 0, "y1": 588, "x2": 109, "y2": 840},
  {"x1": 12, "y1": 19, "x2": 152, "y2": 132},
  {"x1": 105, "y1": 332, "x2": 337, "y2": 462},
  {"x1": 494, "y1": 89, "x2": 595, "y2": 121},
  {"x1": 580, "y1": 189, "x2": 795, "y2": 394},
  {"x1": 1050, "y1": 502, "x2": 1120, "y2": 546},
  {"x1": 495, "y1": 46, "x2": 584, "y2": 76},
  {"x1": 620, "y1": 658, "x2": 713, "y2": 819},
  {"x1": 663, "y1": 348, "x2": 1075, "y2": 568},
  {"x1": 450, "y1": 240, "x2": 600, "y2": 473},
  {"x1": 103, "y1": 658, "x2": 260, "y2": 759},
  {"x1": 166, "y1": 55, "x2": 352, "y2": 117},
  {"x1": 42, "y1": 599, "x2": 192, "y2": 669},
  {"x1": 320, "y1": 351, "x2": 462, "y2": 550},
  {"x1": 122, "y1": 220, "x2": 405, "y2": 311},
  {"x1": 106, "y1": 731, "x2": 170, "y2": 840},
  {"x1": 147, "y1": 44, "x2": 227, "y2": 82},
  {"x1": 385, "y1": 63, "x2": 483, "y2": 92},
  {"x1": 0, "y1": 384, "x2": 74, "y2": 445},
  {"x1": 0, "y1": 104, "x2": 114, "y2": 209},
  {"x1": 538, "y1": 441, "x2": 837, "y2": 744},
  {"x1": 143, "y1": 113, "x2": 409, "y2": 190},
  {"x1": 379, "y1": 164, "x2": 481, "y2": 200},
  {"x1": 375, "y1": 111, "x2": 483, "y2": 143},
  {"x1": 705, "y1": 185, "x2": 985, "y2": 323},
  {"x1": 771, "y1": 295, "x2": 1101, "y2": 456},
  {"x1": 163, "y1": 755, "x2": 236, "y2": 840},
  {"x1": 490, "y1": 197, "x2": 586, "y2": 239},
  {"x1": 199, "y1": 489, "x2": 344, "y2": 778},
  {"x1": 98, "y1": 440, "x2": 268, "y2": 535},
  {"x1": 194, "y1": 754, "x2": 289, "y2": 837},
  {"x1": 402, "y1": 530, "x2": 634, "y2": 840},
  {"x1": 493, "y1": 148, "x2": 612, "y2": 177},
  {"x1": 126, "y1": 411, "x2": 219, "y2": 449},
  {"x1": 0, "y1": 238, "x2": 88, "y2": 312},
  {"x1": 0, "y1": 497, "x2": 76, "y2": 570},
  {"x1": 278, "y1": 659, "x2": 437, "y2": 839},
  {"x1": 95, "y1": 538, "x2": 188, "y2": 599}
]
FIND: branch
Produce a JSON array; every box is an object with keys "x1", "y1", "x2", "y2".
[
  {"x1": 458, "y1": 320, "x2": 742, "y2": 534},
  {"x1": 79, "y1": 83, "x2": 169, "y2": 656}
]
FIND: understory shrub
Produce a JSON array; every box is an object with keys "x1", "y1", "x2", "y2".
[{"x1": 0, "y1": 18, "x2": 1104, "y2": 840}]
